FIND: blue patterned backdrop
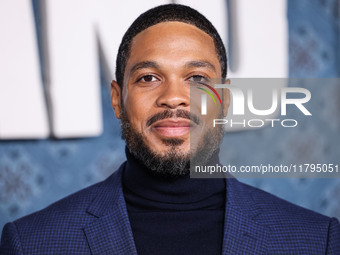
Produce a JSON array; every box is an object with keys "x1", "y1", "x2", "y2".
[{"x1": 0, "y1": 0, "x2": 339, "y2": 231}]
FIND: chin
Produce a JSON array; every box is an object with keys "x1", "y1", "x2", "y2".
[{"x1": 152, "y1": 143, "x2": 189, "y2": 156}]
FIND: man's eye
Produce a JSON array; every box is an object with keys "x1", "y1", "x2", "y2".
[
  {"x1": 189, "y1": 75, "x2": 209, "y2": 84},
  {"x1": 138, "y1": 75, "x2": 158, "y2": 82}
]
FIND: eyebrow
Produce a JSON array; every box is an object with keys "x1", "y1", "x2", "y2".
[
  {"x1": 128, "y1": 60, "x2": 217, "y2": 76},
  {"x1": 185, "y1": 61, "x2": 217, "y2": 73},
  {"x1": 129, "y1": 61, "x2": 159, "y2": 75}
]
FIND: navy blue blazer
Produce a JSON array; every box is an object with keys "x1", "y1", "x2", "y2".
[{"x1": 1, "y1": 163, "x2": 340, "y2": 254}]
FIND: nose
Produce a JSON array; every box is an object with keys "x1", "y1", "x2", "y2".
[{"x1": 156, "y1": 79, "x2": 190, "y2": 109}]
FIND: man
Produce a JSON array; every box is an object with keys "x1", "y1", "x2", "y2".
[{"x1": 1, "y1": 4, "x2": 339, "y2": 254}]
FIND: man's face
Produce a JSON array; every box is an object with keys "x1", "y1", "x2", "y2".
[{"x1": 111, "y1": 21, "x2": 228, "y2": 175}]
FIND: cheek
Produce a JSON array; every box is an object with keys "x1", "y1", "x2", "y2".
[
  {"x1": 205, "y1": 89, "x2": 224, "y2": 122},
  {"x1": 200, "y1": 104, "x2": 223, "y2": 133},
  {"x1": 190, "y1": 90, "x2": 222, "y2": 130},
  {"x1": 124, "y1": 92, "x2": 154, "y2": 129}
]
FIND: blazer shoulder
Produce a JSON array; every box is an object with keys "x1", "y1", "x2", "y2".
[
  {"x1": 1, "y1": 164, "x2": 126, "y2": 254},
  {"x1": 228, "y1": 179, "x2": 340, "y2": 253},
  {"x1": 13, "y1": 163, "x2": 125, "y2": 231},
  {"x1": 231, "y1": 179, "x2": 329, "y2": 220},
  {"x1": 230, "y1": 179, "x2": 340, "y2": 252}
]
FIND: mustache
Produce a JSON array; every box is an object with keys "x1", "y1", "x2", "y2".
[{"x1": 146, "y1": 109, "x2": 200, "y2": 127}]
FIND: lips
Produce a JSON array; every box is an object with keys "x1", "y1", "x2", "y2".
[{"x1": 151, "y1": 119, "x2": 193, "y2": 137}]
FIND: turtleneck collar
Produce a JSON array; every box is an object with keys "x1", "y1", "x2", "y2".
[{"x1": 123, "y1": 147, "x2": 226, "y2": 211}]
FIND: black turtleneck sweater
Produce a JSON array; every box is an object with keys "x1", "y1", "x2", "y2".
[{"x1": 123, "y1": 149, "x2": 226, "y2": 255}]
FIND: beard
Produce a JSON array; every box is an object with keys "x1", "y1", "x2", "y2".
[{"x1": 120, "y1": 107, "x2": 224, "y2": 178}]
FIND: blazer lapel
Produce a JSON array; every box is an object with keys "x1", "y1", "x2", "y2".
[
  {"x1": 82, "y1": 164, "x2": 270, "y2": 254},
  {"x1": 83, "y1": 165, "x2": 138, "y2": 255},
  {"x1": 222, "y1": 178, "x2": 269, "y2": 254}
]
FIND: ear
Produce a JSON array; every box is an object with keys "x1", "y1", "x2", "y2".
[
  {"x1": 222, "y1": 79, "x2": 231, "y2": 117},
  {"x1": 111, "y1": 80, "x2": 122, "y2": 119}
]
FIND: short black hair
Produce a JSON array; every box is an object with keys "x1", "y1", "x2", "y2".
[{"x1": 115, "y1": 4, "x2": 227, "y2": 88}]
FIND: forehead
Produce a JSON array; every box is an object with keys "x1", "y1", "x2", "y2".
[{"x1": 125, "y1": 21, "x2": 220, "y2": 73}]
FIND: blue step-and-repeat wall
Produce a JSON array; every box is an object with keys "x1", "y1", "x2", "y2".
[{"x1": 0, "y1": 0, "x2": 339, "y2": 230}]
